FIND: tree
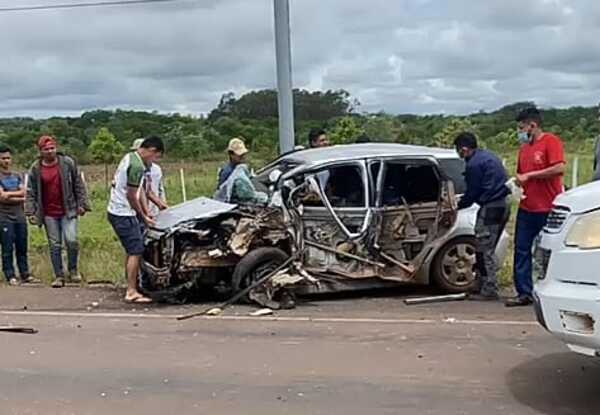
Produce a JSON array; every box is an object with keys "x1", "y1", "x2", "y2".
[
  {"x1": 89, "y1": 128, "x2": 124, "y2": 191},
  {"x1": 329, "y1": 116, "x2": 365, "y2": 144},
  {"x1": 433, "y1": 118, "x2": 476, "y2": 148}
]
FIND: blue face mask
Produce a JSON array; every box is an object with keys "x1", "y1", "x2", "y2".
[{"x1": 518, "y1": 131, "x2": 530, "y2": 144}]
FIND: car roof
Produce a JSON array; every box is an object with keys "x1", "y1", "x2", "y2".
[{"x1": 277, "y1": 143, "x2": 459, "y2": 168}]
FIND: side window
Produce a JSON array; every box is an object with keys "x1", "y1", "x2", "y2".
[
  {"x1": 438, "y1": 158, "x2": 466, "y2": 195},
  {"x1": 304, "y1": 165, "x2": 366, "y2": 208},
  {"x1": 381, "y1": 163, "x2": 440, "y2": 206}
]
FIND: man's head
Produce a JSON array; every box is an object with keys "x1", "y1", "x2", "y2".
[
  {"x1": 308, "y1": 129, "x2": 330, "y2": 148},
  {"x1": 137, "y1": 135, "x2": 165, "y2": 165},
  {"x1": 454, "y1": 132, "x2": 478, "y2": 160},
  {"x1": 38, "y1": 135, "x2": 58, "y2": 163},
  {"x1": 0, "y1": 144, "x2": 13, "y2": 171},
  {"x1": 227, "y1": 137, "x2": 248, "y2": 164},
  {"x1": 516, "y1": 107, "x2": 543, "y2": 144}
]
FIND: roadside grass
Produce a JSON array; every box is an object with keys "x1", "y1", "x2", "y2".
[{"x1": 22, "y1": 150, "x2": 595, "y2": 286}]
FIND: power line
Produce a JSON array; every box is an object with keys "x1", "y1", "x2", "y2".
[{"x1": 0, "y1": 0, "x2": 181, "y2": 13}]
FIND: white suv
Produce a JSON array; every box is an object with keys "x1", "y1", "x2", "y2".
[{"x1": 534, "y1": 180, "x2": 600, "y2": 356}]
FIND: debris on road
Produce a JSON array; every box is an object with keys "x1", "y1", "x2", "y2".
[
  {"x1": 0, "y1": 326, "x2": 38, "y2": 334},
  {"x1": 404, "y1": 293, "x2": 467, "y2": 305},
  {"x1": 177, "y1": 255, "x2": 295, "y2": 321},
  {"x1": 249, "y1": 308, "x2": 274, "y2": 317}
]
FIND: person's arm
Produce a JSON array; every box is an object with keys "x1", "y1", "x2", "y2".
[
  {"x1": 457, "y1": 162, "x2": 482, "y2": 210},
  {"x1": 147, "y1": 190, "x2": 168, "y2": 210},
  {"x1": 127, "y1": 186, "x2": 153, "y2": 223},
  {"x1": 71, "y1": 160, "x2": 92, "y2": 216},
  {"x1": 4, "y1": 175, "x2": 26, "y2": 203},
  {"x1": 127, "y1": 162, "x2": 154, "y2": 226},
  {"x1": 518, "y1": 163, "x2": 565, "y2": 183},
  {"x1": 24, "y1": 169, "x2": 39, "y2": 222},
  {"x1": 517, "y1": 136, "x2": 565, "y2": 184}
]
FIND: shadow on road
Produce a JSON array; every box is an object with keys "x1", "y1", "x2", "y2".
[{"x1": 507, "y1": 352, "x2": 600, "y2": 415}]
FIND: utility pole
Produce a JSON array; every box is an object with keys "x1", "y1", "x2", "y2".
[{"x1": 273, "y1": 0, "x2": 295, "y2": 154}]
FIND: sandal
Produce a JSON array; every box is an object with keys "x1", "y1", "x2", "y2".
[{"x1": 124, "y1": 295, "x2": 153, "y2": 304}]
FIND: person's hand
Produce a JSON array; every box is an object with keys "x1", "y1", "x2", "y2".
[
  {"x1": 28, "y1": 216, "x2": 39, "y2": 226},
  {"x1": 144, "y1": 215, "x2": 157, "y2": 228},
  {"x1": 516, "y1": 173, "x2": 530, "y2": 186},
  {"x1": 77, "y1": 207, "x2": 86, "y2": 216},
  {"x1": 159, "y1": 202, "x2": 169, "y2": 211}
]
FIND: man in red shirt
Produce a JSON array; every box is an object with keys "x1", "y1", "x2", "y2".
[
  {"x1": 506, "y1": 107, "x2": 565, "y2": 307},
  {"x1": 25, "y1": 136, "x2": 91, "y2": 288}
]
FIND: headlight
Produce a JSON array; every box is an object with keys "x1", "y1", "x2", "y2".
[{"x1": 565, "y1": 210, "x2": 600, "y2": 249}]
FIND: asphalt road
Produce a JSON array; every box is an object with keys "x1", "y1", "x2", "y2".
[{"x1": 0, "y1": 287, "x2": 599, "y2": 415}]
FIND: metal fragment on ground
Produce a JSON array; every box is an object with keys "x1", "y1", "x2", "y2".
[
  {"x1": 404, "y1": 293, "x2": 467, "y2": 305},
  {"x1": 0, "y1": 326, "x2": 38, "y2": 334}
]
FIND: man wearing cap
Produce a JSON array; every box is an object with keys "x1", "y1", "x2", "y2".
[
  {"x1": 214, "y1": 137, "x2": 267, "y2": 205},
  {"x1": 131, "y1": 138, "x2": 168, "y2": 217},
  {"x1": 217, "y1": 137, "x2": 248, "y2": 188},
  {"x1": 25, "y1": 135, "x2": 91, "y2": 287}
]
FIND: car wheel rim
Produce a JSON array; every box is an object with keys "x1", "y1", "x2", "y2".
[{"x1": 440, "y1": 243, "x2": 476, "y2": 287}]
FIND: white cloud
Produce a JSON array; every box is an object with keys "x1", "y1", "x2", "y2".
[{"x1": 0, "y1": 0, "x2": 599, "y2": 117}]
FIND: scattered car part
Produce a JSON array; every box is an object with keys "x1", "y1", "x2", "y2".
[
  {"x1": 177, "y1": 255, "x2": 296, "y2": 321},
  {"x1": 404, "y1": 293, "x2": 467, "y2": 305},
  {"x1": 0, "y1": 326, "x2": 38, "y2": 334}
]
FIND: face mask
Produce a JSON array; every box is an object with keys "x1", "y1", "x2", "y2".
[{"x1": 518, "y1": 131, "x2": 530, "y2": 144}]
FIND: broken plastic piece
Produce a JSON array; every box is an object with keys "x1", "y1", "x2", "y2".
[{"x1": 249, "y1": 308, "x2": 274, "y2": 317}]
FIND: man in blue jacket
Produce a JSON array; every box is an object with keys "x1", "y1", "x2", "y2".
[{"x1": 454, "y1": 132, "x2": 510, "y2": 301}]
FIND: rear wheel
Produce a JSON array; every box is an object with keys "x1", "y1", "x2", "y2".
[
  {"x1": 431, "y1": 236, "x2": 478, "y2": 293},
  {"x1": 231, "y1": 247, "x2": 289, "y2": 300}
]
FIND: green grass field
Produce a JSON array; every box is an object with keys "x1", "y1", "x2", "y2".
[{"x1": 23, "y1": 150, "x2": 596, "y2": 287}]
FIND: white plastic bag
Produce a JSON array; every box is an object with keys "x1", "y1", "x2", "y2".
[{"x1": 506, "y1": 177, "x2": 525, "y2": 201}]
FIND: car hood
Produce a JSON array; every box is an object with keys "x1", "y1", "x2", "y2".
[
  {"x1": 151, "y1": 197, "x2": 237, "y2": 231},
  {"x1": 554, "y1": 181, "x2": 600, "y2": 214}
]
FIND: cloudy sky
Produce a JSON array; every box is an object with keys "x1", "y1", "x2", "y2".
[{"x1": 1, "y1": 0, "x2": 599, "y2": 117}]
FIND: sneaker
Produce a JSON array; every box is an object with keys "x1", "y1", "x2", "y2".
[
  {"x1": 505, "y1": 296, "x2": 533, "y2": 307},
  {"x1": 8, "y1": 277, "x2": 20, "y2": 286},
  {"x1": 21, "y1": 275, "x2": 41, "y2": 284},
  {"x1": 51, "y1": 277, "x2": 65, "y2": 288},
  {"x1": 67, "y1": 272, "x2": 82, "y2": 284}
]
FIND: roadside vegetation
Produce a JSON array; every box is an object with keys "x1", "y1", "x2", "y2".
[{"x1": 1, "y1": 89, "x2": 596, "y2": 284}]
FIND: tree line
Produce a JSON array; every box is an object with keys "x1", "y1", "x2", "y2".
[{"x1": 0, "y1": 90, "x2": 597, "y2": 167}]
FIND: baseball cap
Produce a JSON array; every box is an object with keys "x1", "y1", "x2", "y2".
[
  {"x1": 131, "y1": 138, "x2": 144, "y2": 150},
  {"x1": 227, "y1": 137, "x2": 249, "y2": 156}
]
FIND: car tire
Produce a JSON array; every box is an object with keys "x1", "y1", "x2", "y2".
[
  {"x1": 231, "y1": 247, "x2": 290, "y2": 298},
  {"x1": 431, "y1": 236, "x2": 479, "y2": 293}
]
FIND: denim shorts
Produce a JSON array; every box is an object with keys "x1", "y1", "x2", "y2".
[{"x1": 107, "y1": 213, "x2": 145, "y2": 256}]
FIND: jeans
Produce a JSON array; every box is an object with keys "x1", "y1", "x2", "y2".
[
  {"x1": 513, "y1": 209, "x2": 548, "y2": 298},
  {"x1": 44, "y1": 216, "x2": 79, "y2": 278},
  {"x1": 474, "y1": 199, "x2": 510, "y2": 296},
  {"x1": 0, "y1": 221, "x2": 29, "y2": 281}
]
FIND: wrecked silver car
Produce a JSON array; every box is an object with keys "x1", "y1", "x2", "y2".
[{"x1": 141, "y1": 143, "x2": 509, "y2": 305}]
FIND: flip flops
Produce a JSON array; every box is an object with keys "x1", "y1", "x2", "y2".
[{"x1": 124, "y1": 295, "x2": 152, "y2": 304}]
